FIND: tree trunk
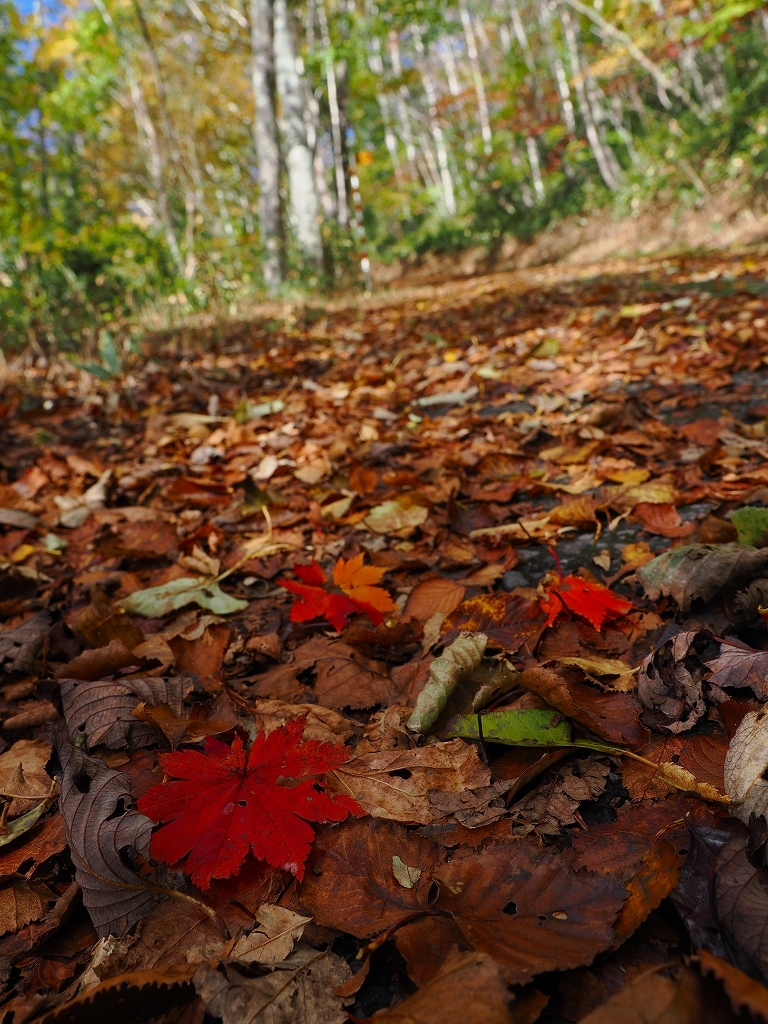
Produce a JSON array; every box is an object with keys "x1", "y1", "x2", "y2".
[
  {"x1": 274, "y1": 0, "x2": 323, "y2": 272},
  {"x1": 250, "y1": 0, "x2": 284, "y2": 293}
]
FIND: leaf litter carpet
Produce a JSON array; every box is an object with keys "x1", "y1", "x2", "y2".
[{"x1": 4, "y1": 251, "x2": 768, "y2": 1022}]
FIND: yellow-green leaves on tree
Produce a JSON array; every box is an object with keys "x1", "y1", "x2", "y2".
[{"x1": 407, "y1": 632, "x2": 487, "y2": 734}]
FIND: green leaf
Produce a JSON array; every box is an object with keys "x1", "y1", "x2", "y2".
[
  {"x1": 74, "y1": 361, "x2": 115, "y2": 380},
  {"x1": 120, "y1": 577, "x2": 248, "y2": 617},
  {"x1": 98, "y1": 331, "x2": 121, "y2": 377},
  {"x1": 444, "y1": 708, "x2": 573, "y2": 746},
  {"x1": 731, "y1": 507, "x2": 768, "y2": 547}
]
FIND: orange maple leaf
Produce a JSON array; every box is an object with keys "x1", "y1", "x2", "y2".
[{"x1": 281, "y1": 553, "x2": 396, "y2": 631}]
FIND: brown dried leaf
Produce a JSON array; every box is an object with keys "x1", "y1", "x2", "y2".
[
  {"x1": 55, "y1": 639, "x2": 139, "y2": 681},
  {"x1": 0, "y1": 880, "x2": 54, "y2": 937},
  {"x1": 432, "y1": 840, "x2": 627, "y2": 983},
  {"x1": 133, "y1": 694, "x2": 239, "y2": 749},
  {"x1": 714, "y1": 834, "x2": 768, "y2": 979},
  {"x1": 406, "y1": 578, "x2": 467, "y2": 621},
  {"x1": 637, "y1": 544, "x2": 768, "y2": 613},
  {"x1": 328, "y1": 739, "x2": 501, "y2": 825},
  {"x1": 724, "y1": 707, "x2": 768, "y2": 825},
  {"x1": 441, "y1": 594, "x2": 546, "y2": 654},
  {"x1": 298, "y1": 818, "x2": 443, "y2": 938},
  {"x1": 167, "y1": 623, "x2": 232, "y2": 692},
  {"x1": 60, "y1": 675, "x2": 192, "y2": 750},
  {"x1": 0, "y1": 611, "x2": 50, "y2": 674},
  {"x1": 371, "y1": 951, "x2": 514, "y2": 1024},
  {"x1": 52, "y1": 736, "x2": 159, "y2": 937},
  {"x1": 509, "y1": 757, "x2": 610, "y2": 834},
  {"x1": 706, "y1": 641, "x2": 768, "y2": 700},
  {"x1": 228, "y1": 904, "x2": 311, "y2": 964},
  {"x1": 519, "y1": 665, "x2": 649, "y2": 749},
  {"x1": 73, "y1": 585, "x2": 144, "y2": 650},
  {"x1": 699, "y1": 949, "x2": 768, "y2": 1021},
  {"x1": 194, "y1": 948, "x2": 351, "y2": 1024},
  {"x1": 577, "y1": 966, "x2": 708, "y2": 1023},
  {"x1": 637, "y1": 631, "x2": 710, "y2": 734}
]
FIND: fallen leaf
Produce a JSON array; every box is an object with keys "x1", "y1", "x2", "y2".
[
  {"x1": 59, "y1": 676, "x2": 192, "y2": 750},
  {"x1": 52, "y1": 735, "x2": 159, "y2": 937},
  {"x1": 370, "y1": 951, "x2": 514, "y2": 1024},
  {"x1": 0, "y1": 880, "x2": 55, "y2": 938},
  {"x1": 365, "y1": 493, "x2": 430, "y2": 534},
  {"x1": 392, "y1": 855, "x2": 422, "y2": 889},
  {"x1": 168, "y1": 623, "x2": 232, "y2": 692},
  {"x1": 405, "y1": 581, "x2": 466, "y2": 618},
  {"x1": 699, "y1": 949, "x2": 768, "y2": 1020},
  {"x1": 298, "y1": 818, "x2": 443, "y2": 937},
  {"x1": 407, "y1": 632, "x2": 488, "y2": 733},
  {"x1": 637, "y1": 630, "x2": 709, "y2": 733},
  {"x1": 431, "y1": 839, "x2": 627, "y2": 983},
  {"x1": 714, "y1": 834, "x2": 768, "y2": 979},
  {"x1": 327, "y1": 739, "x2": 498, "y2": 825},
  {"x1": 631, "y1": 502, "x2": 696, "y2": 538},
  {"x1": 281, "y1": 554, "x2": 396, "y2": 632},
  {"x1": 576, "y1": 966, "x2": 706, "y2": 1023},
  {"x1": 133, "y1": 695, "x2": 239, "y2": 749},
  {"x1": 637, "y1": 544, "x2": 768, "y2": 612},
  {"x1": 444, "y1": 707, "x2": 572, "y2": 746},
  {"x1": 706, "y1": 640, "x2": 768, "y2": 700},
  {"x1": 540, "y1": 574, "x2": 633, "y2": 632},
  {"x1": 519, "y1": 665, "x2": 649, "y2": 749},
  {"x1": 138, "y1": 717, "x2": 362, "y2": 888},
  {"x1": 0, "y1": 611, "x2": 50, "y2": 673},
  {"x1": 121, "y1": 576, "x2": 248, "y2": 617},
  {"x1": 731, "y1": 506, "x2": 768, "y2": 548},
  {"x1": 724, "y1": 707, "x2": 768, "y2": 825},
  {"x1": 228, "y1": 904, "x2": 311, "y2": 964},
  {"x1": 441, "y1": 593, "x2": 547, "y2": 653},
  {"x1": 194, "y1": 948, "x2": 351, "y2": 1024}
]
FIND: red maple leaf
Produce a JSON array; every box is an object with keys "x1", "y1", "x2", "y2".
[
  {"x1": 539, "y1": 551, "x2": 633, "y2": 632},
  {"x1": 280, "y1": 553, "x2": 396, "y2": 631},
  {"x1": 137, "y1": 717, "x2": 363, "y2": 889}
]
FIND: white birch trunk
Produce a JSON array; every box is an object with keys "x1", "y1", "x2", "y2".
[
  {"x1": 274, "y1": 0, "x2": 323, "y2": 270},
  {"x1": 250, "y1": 0, "x2": 284, "y2": 292}
]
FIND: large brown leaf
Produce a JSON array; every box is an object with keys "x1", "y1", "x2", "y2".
[
  {"x1": 370, "y1": 951, "x2": 514, "y2": 1024},
  {"x1": 440, "y1": 593, "x2": 546, "y2": 653},
  {"x1": 706, "y1": 640, "x2": 768, "y2": 700},
  {"x1": 328, "y1": 739, "x2": 506, "y2": 826},
  {"x1": 432, "y1": 839, "x2": 627, "y2": 983},
  {"x1": 637, "y1": 544, "x2": 768, "y2": 612},
  {"x1": 52, "y1": 736, "x2": 159, "y2": 937},
  {"x1": 59, "y1": 675, "x2": 192, "y2": 750},
  {"x1": 714, "y1": 834, "x2": 768, "y2": 980},
  {"x1": 577, "y1": 966, "x2": 714, "y2": 1023},
  {"x1": 298, "y1": 818, "x2": 444, "y2": 938},
  {"x1": 519, "y1": 665, "x2": 649, "y2": 749},
  {"x1": 248, "y1": 635, "x2": 393, "y2": 709}
]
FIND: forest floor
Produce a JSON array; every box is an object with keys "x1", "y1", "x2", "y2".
[{"x1": 3, "y1": 248, "x2": 768, "y2": 1023}]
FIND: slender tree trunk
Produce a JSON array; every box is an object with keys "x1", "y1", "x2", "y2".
[
  {"x1": 315, "y1": 0, "x2": 348, "y2": 225},
  {"x1": 537, "y1": 0, "x2": 576, "y2": 133},
  {"x1": 412, "y1": 27, "x2": 456, "y2": 216},
  {"x1": 274, "y1": 0, "x2": 323, "y2": 271},
  {"x1": 250, "y1": 0, "x2": 284, "y2": 292},
  {"x1": 458, "y1": 0, "x2": 492, "y2": 155}
]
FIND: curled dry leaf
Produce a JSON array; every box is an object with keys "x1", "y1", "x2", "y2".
[
  {"x1": 327, "y1": 739, "x2": 501, "y2": 825},
  {"x1": 194, "y1": 948, "x2": 351, "y2": 1024},
  {"x1": 52, "y1": 735, "x2": 159, "y2": 937},
  {"x1": 699, "y1": 949, "x2": 768, "y2": 1021},
  {"x1": 577, "y1": 966, "x2": 707, "y2": 1024},
  {"x1": 407, "y1": 632, "x2": 487, "y2": 733},
  {"x1": 0, "y1": 739, "x2": 52, "y2": 814},
  {"x1": 636, "y1": 544, "x2": 768, "y2": 612},
  {"x1": 637, "y1": 630, "x2": 709, "y2": 734},
  {"x1": 724, "y1": 707, "x2": 768, "y2": 825},
  {"x1": 509, "y1": 757, "x2": 610, "y2": 834},
  {"x1": 244, "y1": 697, "x2": 355, "y2": 744},
  {"x1": 60, "y1": 676, "x2": 192, "y2": 750}
]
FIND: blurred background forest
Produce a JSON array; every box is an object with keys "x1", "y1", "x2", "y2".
[{"x1": 0, "y1": 0, "x2": 767, "y2": 352}]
